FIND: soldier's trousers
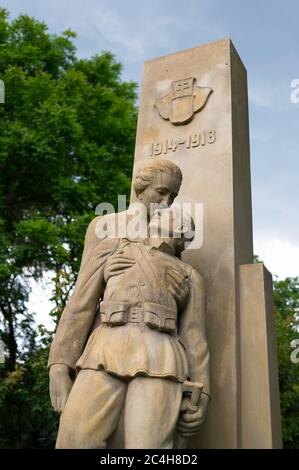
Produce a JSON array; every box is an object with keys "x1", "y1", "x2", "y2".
[{"x1": 56, "y1": 368, "x2": 183, "y2": 449}]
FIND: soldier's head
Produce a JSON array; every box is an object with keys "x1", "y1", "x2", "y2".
[
  {"x1": 149, "y1": 205, "x2": 195, "y2": 255},
  {"x1": 133, "y1": 159, "x2": 182, "y2": 216}
]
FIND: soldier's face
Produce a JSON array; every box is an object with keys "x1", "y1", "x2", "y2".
[{"x1": 138, "y1": 170, "x2": 179, "y2": 215}]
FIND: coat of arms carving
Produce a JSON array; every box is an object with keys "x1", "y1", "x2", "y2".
[{"x1": 155, "y1": 77, "x2": 212, "y2": 125}]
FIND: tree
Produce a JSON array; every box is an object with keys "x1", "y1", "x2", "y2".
[
  {"x1": 273, "y1": 276, "x2": 299, "y2": 448},
  {"x1": 0, "y1": 7, "x2": 297, "y2": 450},
  {"x1": 0, "y1": 8, "x2": 137, "y2": 370},
  {"x1": 0, "y1": 343, "x2": 59, "y2": 448},
  {"x1": 0, "y1": 9, "x2": 137, "y2": 448}
]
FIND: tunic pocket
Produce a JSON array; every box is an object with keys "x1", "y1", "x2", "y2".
[
  {"x1": 144, "y1": 302, "x2": 177, "y2": 333},
  {"x1": 100, "y1": 300, "x2": 129, "y2": 325}
]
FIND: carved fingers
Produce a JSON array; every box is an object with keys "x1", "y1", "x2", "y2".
[
  {"x1": 49, "y1": 364, "x2": 73, "y2": 414},
  {"x1": 104, "y1": 252, "x2": 135, "y2": 281},
  {"x1": 177, "y1": 408, "x2": 205, "y2": 436},
  {"x1": 166, "y1": 269, "x2": 189, "y2": 305},
  {"x1": 177, "y1": 394, "x2": 209, "y2": 437}
]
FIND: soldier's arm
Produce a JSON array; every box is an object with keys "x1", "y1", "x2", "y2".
[
  {"x1": 177, "y1": 267, "x2": 210, "y2": 435},
  {"x1": 178, "y1": 267, "x2": 210, "y2": 397},
  {"x1": 48, "y1": 216, "x2": 117, "y2": 371}
]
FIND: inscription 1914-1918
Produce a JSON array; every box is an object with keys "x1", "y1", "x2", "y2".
[{"x1": 150, "y1": 129, "x2": 216, "y2": 157}]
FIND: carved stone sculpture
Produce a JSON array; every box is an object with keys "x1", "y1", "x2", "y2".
[
  {"x1": 48, "y1": 159, "x2": 210, "y2": 448},
  {"x1": 155, "y1": 77, "x2": 212, "y2": 125}
]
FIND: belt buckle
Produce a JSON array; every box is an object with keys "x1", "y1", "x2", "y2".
[{"x1": 130, "y1": 306, "x2": 142, "y2": 322}]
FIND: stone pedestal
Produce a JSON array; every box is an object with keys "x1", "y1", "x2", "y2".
[
  {"x1": 130, "y1": 38, "x2": 282, "y2": 448},
  {"x1": 240, "y1": 263, "x2": 282, "y2": 448}
]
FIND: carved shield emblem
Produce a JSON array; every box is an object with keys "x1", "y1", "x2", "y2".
[{"x1": 155, "y1": 77, "x2": 212, "y2": 125}]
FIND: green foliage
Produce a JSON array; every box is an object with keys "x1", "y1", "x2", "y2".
[
  {"x1": 254, "y1": 257, "x2": 299, "y2": 447},
  {"x1": 0, "y1": 8, "x2": 137, "y2": 364},
  {"x1": 0, "y1": 346, "x2": 58, "y2": 448},
  {"x1": 273, "y1": 276, "x2": 299, "y2": 448},
  {"x1": 0, "y1": 8, "x2": 298, "y2": 450},
  {"x1": 0, "y1": 8, "x2": 137, "y2": 448}
]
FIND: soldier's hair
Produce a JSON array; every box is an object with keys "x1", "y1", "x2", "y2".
[{"x1": 133, "y1": 159, "x2": 183, "y2": 196}]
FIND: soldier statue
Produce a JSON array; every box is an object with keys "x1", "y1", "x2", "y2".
[{"x1": 48, "y1": 159, "x2": 210, "y2": 448}]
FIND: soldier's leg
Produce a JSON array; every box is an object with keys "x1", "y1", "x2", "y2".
[
  {"x1": 56, "y1": 369, "x2": 127, "y2": 449},
  {"x1": 124, "y1": 377, "x2": 182, "y2": 449}
]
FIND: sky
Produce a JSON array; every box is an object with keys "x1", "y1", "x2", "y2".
[{"x1": 1, "y1": 0, "x2": 299, "y2": 325}]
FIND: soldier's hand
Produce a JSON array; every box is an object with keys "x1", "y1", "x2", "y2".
[
  {"x1": 104, "y1": 251, "x2": 135, "y2": 281},
  {"x1": 166, "y1": 269, "x2": 189, "y2": 306},
  {"x1": 177, "y1": 393, "x2": 210, "y2": 437},
  {"x1": 49, "y1": 364, "x2": 73, "y2": 414}
]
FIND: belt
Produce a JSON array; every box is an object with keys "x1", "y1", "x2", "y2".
[
  {"x1": 100, "y1": 300, "x2": 177, "y2": 333},
  {"x1": 100, "y1": 306, "x2": 145, "y2": 324}
]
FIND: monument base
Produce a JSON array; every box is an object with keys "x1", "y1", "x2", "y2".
[{"x1": 240, "y1": 263, "x2": 282, "y2": 448}]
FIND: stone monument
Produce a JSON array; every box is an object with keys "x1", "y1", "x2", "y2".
[
  {"x1": 48, "y1": 38, "x2": 282, "y2": 449},
  {"x1": 49, "y1": 159, "x2": 211, "y2": 448},
  {"x1": 131, "y1": 38, "x2": 282, "y2": 448}
]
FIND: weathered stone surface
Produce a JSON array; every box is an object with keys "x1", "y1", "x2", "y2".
[
  {"x1": 49, "y1": 37, "x2": 282, "y2": 449},
  {"x1": 131, "y1": 38, "x2": 281, "y2": 448},
  {"x1": 240, "y1": 263, "x2": 282, "y2": 448},
  {"x1": 49, "y1": 160, "x2": 211, "y2": 448}
]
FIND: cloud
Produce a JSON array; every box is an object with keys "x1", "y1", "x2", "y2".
[
  {"x1": 248, "y1": 79, "x2": 297, "y2": 113},
  {"x1": 81, "y1": 7, "x2": 145, "y2": 61},
  {"x1": 1, "y1": 0, "x2": 298, "y2": 291},
  {"x1": 249, "y1": 88, "x2": 275, "y2": 111},
  {"x1": 254, "y1": 234, "x2": 299, "y2": 279}
]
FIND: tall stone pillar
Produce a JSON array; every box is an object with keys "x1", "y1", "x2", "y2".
[{"x1": 130, "y1": 38, "x2": 282, "y2": 448}]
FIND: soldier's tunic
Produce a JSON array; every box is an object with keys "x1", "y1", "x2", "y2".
[
  {"x1": 76, "y1": 239, "x2": 194, "y2": 383},
  {"x1": 49, "y1": 216, "x2": 209, "y2": 449}
]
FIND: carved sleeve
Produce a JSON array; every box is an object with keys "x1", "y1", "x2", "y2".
[
  {"x1": 178, "y1": 268, "x2": 210, "y2": 396},
  {"x1": 48, "y1": 217, "x2": 119, "y2": 371}
]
